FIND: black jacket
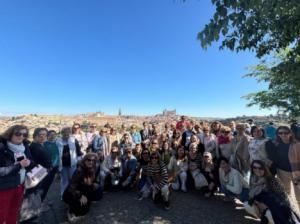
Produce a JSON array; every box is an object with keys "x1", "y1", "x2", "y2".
[
  {"x1": 29, "y1": 142, "x2": 52, "y2": 169},
  {"x1": 0, "y1": 140, "x2": 34, "y2": 191}
]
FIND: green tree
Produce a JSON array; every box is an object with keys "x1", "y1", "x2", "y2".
[
  {"x1": 243, "y1": 49, "x2": 300, "y2": 118},
  {"x1": 198, "y1": 0, "x2": 300, "y2": 58},
  {"x1": 198, "y1": 0, "x2": 300, "y2": 118}
]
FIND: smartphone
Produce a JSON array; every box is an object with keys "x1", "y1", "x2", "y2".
[{"x1": 17, "y1": 156, "x2": 25, "y2": 162}]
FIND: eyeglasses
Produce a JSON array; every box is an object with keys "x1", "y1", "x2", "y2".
[
  {"x1": 126, "y1": 151, "x2": 132, "y2": 154},
  {"x1": 90, "y1": 126, "x2": 96, "y2": 128},
  {"x1": 14, "y1": 132, "x2": 28, "y2": 138},
  {"x1": 151, "y1": 157, "x2": 158, "y2": 159},
  {"x1": 252, "y1": 166, "x2": 264, "y2": 170},
  {"x1": 278, "y1": 132, "x2": 289, "y2": 135}
]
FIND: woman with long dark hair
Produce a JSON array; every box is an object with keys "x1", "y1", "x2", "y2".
[
  {"x1": 245, "y1": 160, "x2": 300, "y2": 223},
  {"x1": 140, "y1": 151, "x2": 170, "y2": 209},
  {"x1": 63, "y1": 153, "x2": 102, "y2": 222},
  {"x1": 168, "y1": 146, "x2": 188, "y2": 192},
  {"x1": 136, "y1": 148, "x2": 150, "y2": 199},
  {"x1": 268, "y1": 126, "x2": 300, "y2": 212}
]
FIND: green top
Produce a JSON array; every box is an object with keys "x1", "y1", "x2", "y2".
[{"x1": 44, "y1": 141, "x2": 60, "y2": 167}]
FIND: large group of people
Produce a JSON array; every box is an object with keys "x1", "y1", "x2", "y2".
[{"x1": 0, "y1": 116, "x2": 300, "y2": 223}]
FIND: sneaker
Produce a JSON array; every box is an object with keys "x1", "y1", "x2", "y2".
[
  {"x1": 137, "y1": 195, "x2": 144, "y2": 201},
  {"x1": 181, "y1": 185, "x2": 187, "y2": 193},
  {"x1": 67, "y1": 212, "x2": 81, "y2": 223},
  {"x1": 164, "y1": 201, "x2": 170, "y2": 210},
  {"x1": 122, "y1": 179, "x2": 130, "y2": 187}
]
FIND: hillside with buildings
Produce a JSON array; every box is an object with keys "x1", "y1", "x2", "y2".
[{"x1": 0, "y1": 109, "x2": 288, "y2": 135}]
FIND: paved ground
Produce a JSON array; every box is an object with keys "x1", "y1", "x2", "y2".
[{"x1": 39, "y1": 180, "x2": 259, "y2": 224}]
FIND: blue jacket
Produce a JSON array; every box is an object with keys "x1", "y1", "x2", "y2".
[{"x1": 131, "y1": 132, "x2": 142, "y2": 144}]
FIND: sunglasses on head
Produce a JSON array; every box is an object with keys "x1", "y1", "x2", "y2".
[{"x1": 14, "y1": 132, "x2": 28, "y2": 138}]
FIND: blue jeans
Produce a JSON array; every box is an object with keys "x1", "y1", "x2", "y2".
[
  {"x1": 60, "y1": 166, "x2": 76, "y2": 196},
  {"x1": 220, "y1": 185, "x2": 249, "y2": 202}
]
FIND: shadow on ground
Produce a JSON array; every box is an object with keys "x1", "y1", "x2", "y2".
[{"x1": 39, "y1": 180, "x2": 259, "y2": 224}]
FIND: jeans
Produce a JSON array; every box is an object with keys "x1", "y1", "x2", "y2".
[
  {"x1": 60, "y1": 166, "x2": 76, "y2": 196},
  {"x1": 220, "y1": 185, "x2": 249, "y2": 202}
]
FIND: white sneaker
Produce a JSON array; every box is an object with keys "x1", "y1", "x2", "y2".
[
  {"x1": 122, "y1": 179, "x2": 130, "y2": 187},
  {"x1": 67, "y1": 212, "x2": 81, "y2": 223},
  {"x1": 181, "y1": 185, "x2": 187, "y2": 193}
]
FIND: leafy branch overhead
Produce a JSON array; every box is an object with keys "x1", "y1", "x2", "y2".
[
  {"x1": 243, "y1": 50, "x2": 300, "y2": 118},
  {"x1": 198, "y1": 0, "x2": 300, "y2": 118},
  {"x1": 198, "y1": 0, "x2": 300, "y2": 58}
]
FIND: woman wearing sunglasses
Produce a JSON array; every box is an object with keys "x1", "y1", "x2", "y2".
[
  {"x1": 0, "y1": 125, "x2": 34, "y2": 224},
  {"x1": 245, "y1": 160, "x2": 300, "y2": 223},
  {"x1": 63, "y1": 153, "x2": 102, "y2": 222},
  {"x1": 268, "y1": 126, "x2": 300, "y2": 212},
  {"x1": 142, "y1": 151, "x2": 170, "y2": 209}
]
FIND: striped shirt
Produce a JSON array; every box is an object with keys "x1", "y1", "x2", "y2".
[{"x1": 147, "y1": 161, "x2": 168, "y2": 190}]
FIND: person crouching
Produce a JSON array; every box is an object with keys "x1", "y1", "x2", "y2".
[
  {"x1": 63, "y1": 153, "x2": 102, "y2": 222},
  {"x1": 142, "y1": 151, "x2": 170, "y2": 210}
]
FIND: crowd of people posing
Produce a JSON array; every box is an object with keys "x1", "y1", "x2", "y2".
[{"x1": 1, "y1": 116, "x2": 300, "y2": 224}]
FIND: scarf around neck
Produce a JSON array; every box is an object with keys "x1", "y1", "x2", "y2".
[
  {"x1": 7, "y1": 141, "x2": 25, "y2": 155},
  {"x1": 7, "y1": 141, "x2": 26, "y2": 184},
  {"x1": 249, "y1": 176, "x2": 267, "y2": 199}
]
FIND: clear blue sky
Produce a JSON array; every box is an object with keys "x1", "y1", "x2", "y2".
[{"x1": 0, "y1": 0, "x2": 275, "y2": 118}]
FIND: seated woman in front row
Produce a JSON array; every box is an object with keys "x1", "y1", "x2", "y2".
[
  {"x1": 140, "y1": 151, "x2": 170, "y2": 210},
  {"x1": 168, "y1": 146, "x2": 188, "y2": 192},
  {"x1": 245, "y1": 160, "x2": 300, "y2": 224},
  {"x1": 219, "y1": 156, "x2": 249, "y2": 202},
  {"x1": 201, "y1": 151, "x2": 219, "y2": 198},
  {"x1": 63, "y1": 153, "x2": 102, "y2": 222}
]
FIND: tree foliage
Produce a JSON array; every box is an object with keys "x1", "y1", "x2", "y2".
[
  {"x1": 198, "y1": 0, "x2": 300, "y2": 58},
  {"x1": 243, "y1": 49, "x2": 300, "y2": 118},
  {"x1": 198, "y1": 0, "x2": 300, "y2": 118}
]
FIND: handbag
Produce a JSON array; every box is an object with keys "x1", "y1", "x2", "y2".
[
  {"x1": 191, "y1": 169, "x2": 208, "y2": 189},
  {"x1": 25, "y1": 165, "x2": 48, "y2": 189},
  {"x1": 19, "y1": 191, "x2": 42, "y2": 222}
]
